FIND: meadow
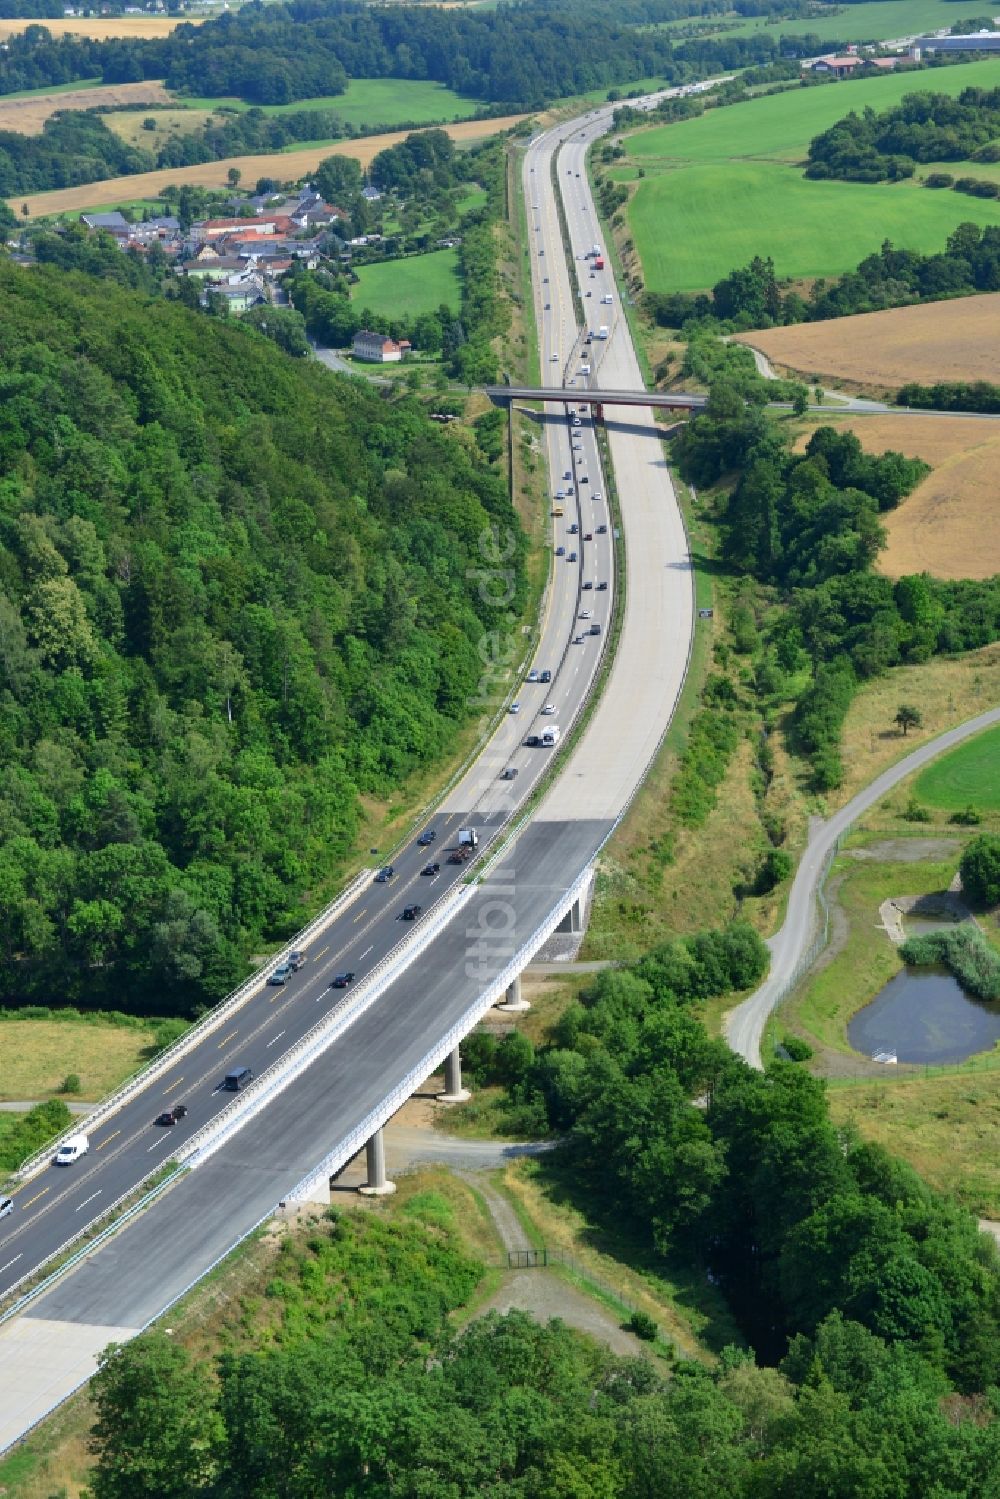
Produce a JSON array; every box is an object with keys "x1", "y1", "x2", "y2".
[
  {"x1": 620, "y1": 60, "x2": 1000, "y2": 289},
  {"x1": 668, "y1": 0, "x2": 976, "y2": 45},
  {"x1": 628, "y1": 163, "x2": 1000, "y2": 289},
  {"x1": 629, "y1": 58, "x2": 1000, "y2": 164},
  {"x1": 178, "y1": 78, "x2": 483, "y2": 129},
  {"x1": 351, "y1": 246, "x2": 461, "y2": 319},
  {"x1": 915, "y1": 725, "x2": 1000, "y2": 812}
]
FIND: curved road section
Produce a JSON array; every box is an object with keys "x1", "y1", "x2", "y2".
[
  {"x1": 727, "y1": 707, "x2": 1000, "y2": 1069},
  {"x1": 0, "y1": 92, "x2": 692, "y2": 1449}
]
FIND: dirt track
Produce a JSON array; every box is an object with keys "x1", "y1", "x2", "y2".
[
  {"x1": 15, "y1": 113, "x2": 525, "y2": 218},
  {"x1": 0, "y1": 80, "x2": 171, "y2": 136}
]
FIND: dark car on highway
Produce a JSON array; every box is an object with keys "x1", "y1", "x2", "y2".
[
  {"x1": 422, "y1": 862, "x2": 440, "y2": 876},
  {"x1": 417, "y1": 829, "x2": 437, "y2": 847},
  {"x1": 525, "y1": 734, "x2": 541, "y2": 747},
  {"x1": 155, "y1": 1104, "x2": 188, "y2": 1127},
  {"x1": 500, "y1": 767, "x2": 519, "y2": 780},
  {"x1": 374, "y1": 865, "x2": 395, "y2": 882},
  {"x1": 331, "y1": 971, "x2": 356, "y2": 988},
  {"x1": 402, "y1": 904, "x2": 422, "y2": 920}
]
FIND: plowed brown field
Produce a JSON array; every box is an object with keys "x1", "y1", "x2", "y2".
[
  {"x1": 736, "y1": 293, "x2": 1000, "y2": 391},
  {"x1": 15, "y1": 113, "x2": 525, "y2": 218},
  {"x1": 0, "y1": 80, "x2": 171, "y2": 135},
  {"x1": 796, "y1": 412, "x2": 1000, "y2": 580}
]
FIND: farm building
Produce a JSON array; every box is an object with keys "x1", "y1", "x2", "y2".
[{"x1": 352, "y1": 330, "x2": 404, "y2": 363}]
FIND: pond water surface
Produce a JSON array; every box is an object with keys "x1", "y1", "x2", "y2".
[{"x1": 848, "y1": 965, "x2": 1000, "y2": 1065}]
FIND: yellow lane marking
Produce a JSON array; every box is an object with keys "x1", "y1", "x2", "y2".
[
  {"x1": 164, "y1": 1077, "x2": 183, "y2": 1094},
  {"x1": 20, "y1": 1187, "x2": 49, "y2": 1210},
  {"x1": 217, "y1": 1029, "x2": 238, "y2": 1049},
  {"x1": 96, "y1": 1130, "x2": 120, "y2": 1151}
]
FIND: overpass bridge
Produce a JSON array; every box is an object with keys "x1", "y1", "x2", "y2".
[{"x1": 486, "y1": 384, "x2": 707, "y2": 413}]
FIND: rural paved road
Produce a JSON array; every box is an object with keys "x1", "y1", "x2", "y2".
[{"x1": 727, "y1": 707, "x2": 1000, "y2": 1068}]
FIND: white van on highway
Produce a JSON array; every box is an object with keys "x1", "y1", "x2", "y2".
[{"x1": 54, "y1": 1134, "x2": 89, "y2": 1166}]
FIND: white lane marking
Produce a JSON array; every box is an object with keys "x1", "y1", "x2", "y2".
[
  {"x1": 147, "y1": 1135, "x2": 170, "y2": 1153},
  {"x1": 266, "y1": 1030, "x2": 286, "y2": 1048},
  {"x1": 0, "y1": 1255, "x2": 23, "y2": 1275},
  {"x1": 360, "y1": 945, "x2": 374, "y2": 959},
  {"x1": 75, "y1": 1190, "x2": 103, "y2": 1213}
]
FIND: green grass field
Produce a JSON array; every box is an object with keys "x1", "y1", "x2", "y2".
[
  {"x1": 914, "y1": 725, "x2": 1000, "y2": 812},
  {"x1": 0, "y1": 76, "x2": 103, "y2": 101},
  {"x1": 351, "y1": 247, "x2": 460, "y2": 318},
  {"x1": 630, "y1": 59, "x2": 1000, "y2": 164},
  {"x1": 680, "y1": 0, "x2": 974, "y2": 44},
  {"x1": 178, "y1": 78, "x2": 481, "y2": 128},
  {"x1": 629, "y1": 162, "x2": 1000, "y2": 288},
  {"x1": 624, "y1": 58, "x2": 1000, "y2": 290}
]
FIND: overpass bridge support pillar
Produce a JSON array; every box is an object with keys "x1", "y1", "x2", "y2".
[
  {"x1": 437, "y1": 1045, "x2": 471, "y2": 1104},
  {"x1": 359, "y1": 1126, "x2": 396, "y2": 1197},
  {"x1": 556, "y1": 895, "x2": 583, "y2": 935},
  {"x1": 496, "y1": 973, "x2": 530, "y2": 1013}
]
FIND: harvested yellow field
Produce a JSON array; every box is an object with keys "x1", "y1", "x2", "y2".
[
  {"x1": 735, "y1": 292, "x2": 1000, "y2": 391},
  {"x1": 16, "y1": 113, "x2": 525, "y2": 218},
  {"x1": 0, "y1": 79, "x2": 171, "y2": 135},
  {"x1": 797, "y1": 411, "x2": 1000, "y2": 580},
  {"x1": 0, "y1": 15, "x2": 196, "y2": 38}
]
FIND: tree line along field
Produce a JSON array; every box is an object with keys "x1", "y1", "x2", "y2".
[
  {"x1": 13, "y1": 113, "x2": 524, "y2": 217},
  {"x1": 785, "y1": 410, "x2": 1000, "y2": 582},
  {"x1": 621, "y1": 59, "x2": 1000, "y2": 290}
]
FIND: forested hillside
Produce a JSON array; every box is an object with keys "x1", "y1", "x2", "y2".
[
  {"x1": 0, "y1": 1, "x2": 791, "y2": 107},
  {"x1": 0, "y1": 264, "x2": 523, "y2": 1015}
]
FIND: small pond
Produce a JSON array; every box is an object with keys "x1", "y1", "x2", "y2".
[{"x1": 848, "y1": 965, "x2": 1000, "y2": 1066}]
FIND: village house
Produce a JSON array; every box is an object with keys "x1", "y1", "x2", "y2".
[{"x1": 352, "y1": 330, "x2": 405, "y2": 363}]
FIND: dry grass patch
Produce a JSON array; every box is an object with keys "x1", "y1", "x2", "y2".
[
  {"x1": 833, "y1": 641, "x2": 1000, "y2": 806},
  {"x1": 0, "y1": 15, "x2": 195, "y2": 37},
  {"x1": 0, "y1": 80, "x2": 171, "y2": 135},
  {"x1": 16, "y1": 113, "x2": 525, "y2": 218},
  {"x1": 828, "y1": 1072, "x2": 1000, "y2": 1218},
  {"x1": 794, "y1": 411, "x2": 1000, "y2": 581},
  {"x1": 735, "y1": 292, "x2": 1000, "y2": 391},
  {"x1": 0, "y1": 1017, "x2": 157, "y2": 1102},
  {"x1": 101, "y1": 106, "x2": 214, "y2": 149}
]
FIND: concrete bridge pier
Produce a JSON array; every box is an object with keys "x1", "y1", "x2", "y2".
[
  {"x1": 437, "y1": 1045, "x2": 471, "y2": 1104},
  {"x1": 358, "y1": 1126, "x2": 396, "y2": 1197},
  {"x1": 556, "y1": 895, "x2": 583, "y2": 934},
  {"x1": 495, "y1": 974, "x2": 531, "y2": 1013}
]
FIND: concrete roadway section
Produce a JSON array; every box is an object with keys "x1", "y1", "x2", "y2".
[
  {"x1": 0, "y1": 90, "x2": 692, "y2": 1451},
  {"x1": 727, "y1": 707, "x2": 1000, "y2": 1069}
]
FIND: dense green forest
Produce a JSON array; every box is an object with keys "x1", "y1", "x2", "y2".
[
  {"x1": 0, "y1": 2, "x2": 795, "y2": 107},
  {"x1": 0, "y1": 263, "x2": 524, "y2": 1015},
  {"x1": 806, "y1": 85, "x2": 1000, "y2": 183},
  {"x1": 82, "y1": 934, "x2": 1000, "y2": 1496},
  {"x1": 672, "y1": 389, "x2": 1000, "y2": 787},
  {"x1": 646, "y1": 224, "x2": 1000, "y2": 336}
]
